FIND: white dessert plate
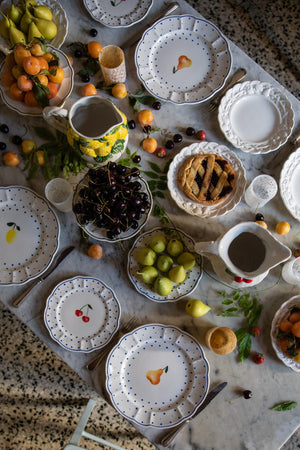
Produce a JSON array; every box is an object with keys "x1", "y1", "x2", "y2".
[
  {"x1": 106, "y1": 323, "x2": 210, "y2": 428},
  {"x1": 73, "y1": 175, "x2": 152, "y2": 243},
  {"x1": 218, "y1": 81, "x2": 294, "y2": 154},
  {"x1": 0, "y1": 186, "x2": 59, "y2": 286},
  {"x1": 167, "y1": 142, "x2": 246, "y2": 218},
  {"x1": 83, "y1": 0, "x2": 153, "y2": 28},
  {"x1": 271, "y1": 296, "x2": 300, "y2": 372},
  {"x1": 280, "y1": 147, "x2": 300, "y2": 221},
  {"x1": 0, "y1": 45, "x2": 73, "y2": 117},
  {"x1": 0, "y1": 0, "x2": 68, "y2": 54},
  {"x1": 135, "y1": 15, "x2": 232, "y2": 105},
  {"x1": 127, "y1": 227, "x2": 203, "y2": 302},
  {"x1": 44, "y1": 276, "x2": 121, "y2": 353}
]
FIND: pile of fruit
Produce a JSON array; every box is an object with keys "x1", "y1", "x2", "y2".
[
  {"x1": 277, "y1": 306, "x2": 300, "y2": 363},
  {"x1": 73, "y1": 163, "x2": 151, "y2": 240},
  {"x1": 136, "y1": 233, "x2": 196, "y2": 296},
  {"x1": 2, "y1": 39, "x2": 64, "y2": 107},
  {"x1": 0, "y1": 0, "x2": 57, "y2": 45}
]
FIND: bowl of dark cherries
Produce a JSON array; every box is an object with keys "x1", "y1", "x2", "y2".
[{"x1": 72, "y1": 162, "x2": 152, "y2": 243}]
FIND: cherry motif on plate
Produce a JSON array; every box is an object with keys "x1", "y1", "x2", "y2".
[{"x1": 75, "y1": 303, "x2": 93, "y2": 323}]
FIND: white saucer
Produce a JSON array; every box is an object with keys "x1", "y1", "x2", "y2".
[
  {"x1": 280, "y1": 147, "x2": 300, "y2": 221},
  {"x1": 218, "y1": 81, "x2": 294, "y2": 154}
]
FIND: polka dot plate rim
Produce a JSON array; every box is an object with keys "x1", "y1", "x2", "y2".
[
  {"x1": 135, "y1": 14, "x2": 232, "y2": 105},
  {"x1": 0, "y1": 186, "x2": 60, "y2": 286},
  {"x1": 83, "y1": 0, "x2": 153, "y2": 28},
  {"x1": 105, "y1": 323, "x2": 210, "y2": 428},
  {"x1": 44, "y1": 276, "x2": 121, "y2": 353},
  {"x1": 127, "y1": 227, "x2": 203, "y2": 302}
]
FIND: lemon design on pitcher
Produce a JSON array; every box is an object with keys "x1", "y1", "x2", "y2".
[{"x1": 6, "y1": 222, "x2": 21, "y2": 244}]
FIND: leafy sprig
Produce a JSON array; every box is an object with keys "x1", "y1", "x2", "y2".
[
  {"x1": 22, "y1": 127, "x2": 88, "y2": 181},
  {"x1": 128, "y1": 86, "x2": 158, "y2": 112},
  {"x1": 217, "y1": 289, "x2": 263, "y2": 363},
  {"x1": 142, "y1": 160, "x2": 170, "y2": 199},
  {"x1": 117, "y1": 147, "x2": 141, "y2": 167}
]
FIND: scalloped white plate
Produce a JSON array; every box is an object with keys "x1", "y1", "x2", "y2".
[
  {"x1": 127, "y1": 227, "x2": 203, "y2": 302},
  {"x1": 0, "y1": 186, "x2": 59, "y2": 286},
  {"x1": 83, "y1": 0, "x2": 153, "y2": 28},
  {"x1": 271, "y1": 296, "x2": 300, "y2": 372},
  {"x1": 73, "y1": 174, "x2": 152, "y2": 243},
  {"x1": 0, "y1": 45, "x2": 74, "y2": 117},
  {"x1": 135, "y1": 15, "x2": 232, "y2": 105},
  {"x1": 218, "y1": 81, "x2": 294, "y2": 154},
  {"x1": 0, "y1": 0, "x2": 68, "y2": 54},
  {"x1": 167, "y1": 142, "x2": 246, "y2": 218},
  {"x1": 44, "y1": 276, "x2": 121, "y2": 353},
  {"x1": 106, "y1": 323, "x2": 210, "y2": 428},
  {"x1": 280, "y1": 147, "x2": 300, "y2": 221}
]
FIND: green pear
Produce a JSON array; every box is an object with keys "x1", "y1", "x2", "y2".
[
  {"x1": 0, "y1": 17, "x2": 10, "y2": 39},
  {"x1": 33, "y1": 5, "x2": 53, "y2": 21},
  {"x1": 34, "y1": 18, "x2": 57, "y2": 40},
  {"x1": 167, "y1": 238, "x2": 184, "y2": 257},
  {"x1": 137, "y1": 266, "x2": 158, "y2": 284},
  {"x1": 9, "y1": 25, "x2": 26, "y2": 45},
  {"x1": 156, "y1": 254, "x2": 173, "y2": 272},
  {"x1": 154, "y1": 277, "x2": 173, "y2": 296},
  {"x1": 20, "y1": 9, "x2": 34, "y2": 33},
  {"x1": 8, "y1": 4, "x2": 23, "y2": 25},
  {"x1": 149, "y1": 234, "x2": 167, "y2": 253},
  {"x1": 137, "y1": 247, "x2": 156, "y2": 266},
  {"x1": 177, "y1": 252, "x2": 196, "y2": 270},
  {"x1": 28, "y1": 21, "x2": 44, "y2": 42},
  {"x1": 168, "y1": 265, "x2": 186, "y2": 283}
]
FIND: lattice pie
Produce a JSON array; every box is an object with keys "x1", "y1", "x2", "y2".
[{"x1": 178, "y1": 153, "x2": 235, "y2": 205}]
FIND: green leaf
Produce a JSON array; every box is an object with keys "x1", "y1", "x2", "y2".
[
  {"x1": 154, "y1": 191, "x2": 165, "y2": 199},
  {"x1": 238, "y1": 333, "x2": 252, "y2": 363},
  {"x1": 218, "y1": 311, "x2": 240, "y2": 317},
  {"x1": 271, "y1": 401, "x2": 297, "y2": 411},
  {"x1": 235, "y1": 328, "x2": 248, "y2": 342},
  {"x1": 248, "y1": 304, "x2": 263, "y2": 327},
  {"x1": 232, "y1": 290, "x2": 241, "y2": 300},
  {"x1": 156, "y1": 181, "x2": 168, "y2": 191},
  {"x1": 238, "y1": 293, "x2": 250, "y2": 308},
  {"x1": 162, "y1": 160, "x2": 172, "y2": 173},
  {"x1": 143, "y1": 171, "x2": 160, "y2": 179},
  {"x1": 217, "y1": 290, "x2": 227, "y2": 298},
  {"x1": 148, "y1": 161, "x2": 162, "y2": 173},
  {"x1": 222, "y1": 299, "x2": 233, "y2": 305},
  {"x1": 147, "y1": 180, "x2": 157, "y2": 191}
]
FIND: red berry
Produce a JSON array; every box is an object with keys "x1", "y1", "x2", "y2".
[
  {"x1": 234, "y1": 276, "x2": 243, "y2": 283},
  {"x1": 75, "y1": 309, "x2": 83, "y2": 317},
  {"x1": 244, "y1": 278, "x2": 253, "y2": 283},
  {"x1": 196, "y1": 130, "x2": 206, "y2": 140},
  {"x1": 294, "y1": 249, "x2": 300, "y2": 257},
  {"x1": 250, "y1": 326, "x2": 261, "y2": 337},
  {"x1": 253, "y1": 353, "x2": 265, "y2": 364},
  {"x1": 155, "y1": 147, "x2": 166, "y2": 158},
  {"x1": 82, "y1": 316, "x2": 90, "y2": 323}
]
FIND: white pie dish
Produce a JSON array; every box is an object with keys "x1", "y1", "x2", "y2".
[
  {"x1": 105, "y1": 323, "x2": 210, "y2": 428},
  {"x1": 218, "y1": 80, "x2": 294, "y2": 154},
  {"x1": 167, "y1": 142, "x2": 246, "y2": 218},
  {"x1": 135, "y1": 15, "x2": 232, "y2": 105}
]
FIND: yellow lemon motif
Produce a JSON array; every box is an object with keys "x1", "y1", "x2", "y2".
[{"x1": 6, "y1": 228, "x2": 17, "y2": 244}]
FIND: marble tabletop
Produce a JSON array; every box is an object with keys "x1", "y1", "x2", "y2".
[{"x1": 0, "y1": 0, "x2": 300, "y2": 449}]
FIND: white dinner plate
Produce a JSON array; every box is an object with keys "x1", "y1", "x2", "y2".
[
  {"x1": 270, "y1": 296, "x2": 300, "y2": 372},
  {"x1": 0, "y1": 186, "x2": 59, "y2": 286},
  {"x1": 83, "y1": 0, "x2": 153, "y2": 28},
  {"x1": 106, "y1": 323, "x2": 210, "y2": 428},
  {"x1": 167, "y1": 142, "x2": 246, "y2": 218},
  {"x1": 0, "y1": 45, "x2": 74, "y2": 117},
  {"x1": 44, "y1": 276, "x2": 121, "y2": 353},
  {"x1": 0, "y1": 0, "x2": 68, "y2": 54},
  {"x1": 135, "y1": 15, "x2": 232, "y2": 105},
  {"x1": 218, "y1": 81, "x2": 294, "y2": 154},
  {"x1": 128, "y1": 227, "x2": 203, "y2": 302},
  {"x1": 280, "y1": 147, "x2": 300, "y2": 221}
]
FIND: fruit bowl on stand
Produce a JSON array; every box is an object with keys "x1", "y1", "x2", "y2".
[
  {"x1": 0, "y1": 44, "x2": 73, "y2": 117},
  {"x1": 72, "y1": 163, "x2": 153, "y2": 243},
  {"x1": 127, "y1": 227, "x2": 203, "y2": 302}
]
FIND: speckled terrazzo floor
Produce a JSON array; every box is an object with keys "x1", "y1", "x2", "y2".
[{"x1": 0, "y1": 1, "x2": 299, "y2": 449}]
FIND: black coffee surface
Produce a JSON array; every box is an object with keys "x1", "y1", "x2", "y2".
[{"x1": 228, "y1": 231, "x2": 266, "y2": 272}]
